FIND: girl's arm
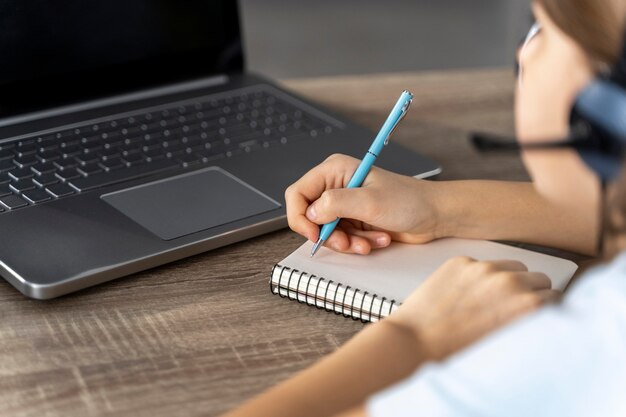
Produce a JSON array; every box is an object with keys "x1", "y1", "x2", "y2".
[
  {"x1": 223, "y1": 257, "x2": 561, "y2": 417},
  {"x1": 431, "y1": 180, "x2": 599, "y2": 255},
  {"x1": 286, "y1": 155, "x2": 599, "y2": 257}
]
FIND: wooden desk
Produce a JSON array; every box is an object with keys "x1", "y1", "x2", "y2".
[{"x1": 0, "y1": 69, "x2": 571, "y2": 416}]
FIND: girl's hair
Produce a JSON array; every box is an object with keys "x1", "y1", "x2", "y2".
[
  {"x1": 539, "y1": 0, "x2": 624, "y2": 68},
  {"x1": 538, "y1": 0, "x2": 626, "y2": 258}
]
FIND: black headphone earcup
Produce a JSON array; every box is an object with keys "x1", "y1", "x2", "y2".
[
  {"x1": 569, "y1": 80, "x2": 626, "y2": 180},
  {"x1": 577, "y1": 147, "x2": 624, "y2": 181}
]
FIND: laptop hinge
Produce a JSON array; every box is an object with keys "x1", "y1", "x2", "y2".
[{"x1": 0, "y1": 75, "x2": 230, "y2": 129}]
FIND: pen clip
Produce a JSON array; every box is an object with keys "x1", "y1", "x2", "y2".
[{"x1": 384, "y1": 97, "x2": 413, "y2": 145}]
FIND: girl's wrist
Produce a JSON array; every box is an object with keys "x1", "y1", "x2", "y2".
[
  {"x1": 422, "y1": 180, "x2": 460, "y2": 240},
  {"x1": 381, "y1": 316, "x2": 438, "y2": 361}
]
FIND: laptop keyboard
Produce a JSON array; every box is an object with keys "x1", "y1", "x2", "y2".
[{"x1": 0, "y1": 87, "x2": 336, "y2": 213}]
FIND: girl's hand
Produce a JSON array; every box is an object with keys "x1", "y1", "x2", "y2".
[
  {"x1": 387, "y1": 256, "x2": 561, "y2": 360},
  {"x1": 285, "y1": 153, "x2": 446, "y2": 254}
]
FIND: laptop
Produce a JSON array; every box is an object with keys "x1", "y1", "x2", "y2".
[{"x1": 0, "y1": 1, "x2": 440, "y2": 299}]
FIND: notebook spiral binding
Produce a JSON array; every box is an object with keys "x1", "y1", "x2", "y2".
[{"x1": 270, "y1": 264, "x2": 398, "y2": 323}]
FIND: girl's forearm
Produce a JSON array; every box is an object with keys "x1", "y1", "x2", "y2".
[
  {"x1": 432, "y1": 180, "x2": 598, "y2": 255},
  {"x1": 223, "y1": 320, "x2": 427, "y2": 417}
]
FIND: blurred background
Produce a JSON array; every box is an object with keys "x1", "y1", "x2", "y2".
[{"x1": 240, "y1": 0, "x2": 533, "y2": 79}]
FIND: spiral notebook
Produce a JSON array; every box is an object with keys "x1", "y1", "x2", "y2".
[{"x1": 270, "y1": 238, "x2": 578, "y2": 323}]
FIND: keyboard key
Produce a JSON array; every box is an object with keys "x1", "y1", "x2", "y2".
[
  {"x1": 8, "y1": 167, "x2": 34, "y2": 180},
  {"x1": 239, "y1": 140, "x2": 261, "y2": 152},
  {"x1": 52, "y1": 130, "x2": 76, "y2": 142},
  {"x1": 0, "y1": 194, "x2": 28, "y2": 209},
  {"x1": 60, "y1": 145, "x2": 82, "y2": 158},
  {"x1": 162, "y1": 141, "x2": 185, "y2": 154},
  {"x1": 31, "y1": 162, "x2": 57, "y2": 176},
  {"x1": 102, "y1": 138, "x2": 123, "y2": 149},
  {"x1": 143, "y1": 147, "x2": 165, "y2": 162},
  {"x1": 122, "y1": 152, "x2": 145, "y2": 166},
  {"x1": 89, "y1": 122, "x2": 113, "y2": 134},
  {"x1": 18, "y1": 138, "x2": 37, "y2": 146},
  {"x1": 14, "y1": 143, "x2": 37, "y2": 157},
  {"x1": 101, "y1": 130, "x2": 122, "y2": 141},
  {"x1": 60, "y1": 138, "x2": 81, "y2": 148},
  {"x1": 37, "y1": 135, "x2": 57, "y2": 145},
  {"x1": 75, "y1": 153, "x2": 100, "y2": 165},
  {"x1": 83, "y1": 144, "x2": 103, "y2": 155},
  {"x1": 33, "y1": 174, "x2": 59, "y2": 187},
  {"x1": 122, "y1": 136, "x2": 144, "y2": 146},
  {"x1": 162, "y1": 137, "x2": 182, "y2": 147},
  {"x1": 165, "y1": 149, "x2": 185, "y2": 159},
  {"x1": 202, "y1": 140, "x2": 224, "y2": 154},
  {"x1": 142, "y1": 143, "x2": 161, "y2": 152},
  {"x1": 80, "y1": 135, "x2": 102, "y2": 146},
  {"x1": 46, "y1": 183, "x2": 75, "y2": 198},
  {"x1": 0, "y1": 142, "x2": 16, "y2": 151},
  {"x1": 54, "y1": 160, "x2": 78, "y2": 171},
  {"x1": 22, "y1": 189, "x2": 52, "y2": 204},
  {"x1": 142, "y1": 131, "x2": 162, "y2": 142},
  {"x1": 99, "y1": 149, "x2": 121, "y2": 160},
  {"x1": 181, "y1": 135, "x2": 204, "y2": 147},
  {"x1": 13, "y1": 154, "x2": 39, "y2": 168},
  {"x1": 37, "y1": 150, "x2": 61, "y2": 163},
  {"x1": 0, "y1": 149, "x2": 14, "y2": 160},
  {"x1": 77, "y1": 162, "x2": 102, "y2": 176},
  {"x1": 124, "y1": 126, "x2": 144, "y2": 137},
  {"x1": 69, "y1": 159, "x2": 178, "y2": 192},
  {"x1": 177, "y1": 154, "x2": 200, "y2": 168},
  {"x1": 55, "y1": 168, "x2": 81, "y2": 181},
  {"x1": 10, "y1": 179, "x2": 36, "y2": 193},
  {"x1": 0, "y1": 183, "x2": 12, "y2": 196},
  {"x1": 38, "y1": 142, "x2": 59, "y2": 152},
  {"x1": 196, "y1": 149, "x2": 225, "y2": 163},
  {"x1": 99, "y1": 157, "x2": 124, "y2": 171},
  {"x1": 121, "y1": 145, "x2": 142, "y2": 156},
  {"x1": 0, "y1": 159, "x2": 16, "y2": 172}
]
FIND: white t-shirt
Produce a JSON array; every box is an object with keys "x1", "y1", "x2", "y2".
[{"x1": 368, "y1": 252, "x2": 626, "y2": 417}]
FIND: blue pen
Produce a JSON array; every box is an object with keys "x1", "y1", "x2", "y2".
[{"x1": 310, "y1": 90, "x2": 414, "y2": 257}]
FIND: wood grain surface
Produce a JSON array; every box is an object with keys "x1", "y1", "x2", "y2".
[{"x1": 0, "y1": 69, "x2": 577, "y2": 417}]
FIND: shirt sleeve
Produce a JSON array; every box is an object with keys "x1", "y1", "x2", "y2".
[{"x1": 367, "y1": 258, "x2": 626, "y2": 417}]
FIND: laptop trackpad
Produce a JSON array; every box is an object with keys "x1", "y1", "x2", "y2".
[{"x1": 101, "y1": 167, "x2": 281, "y2": 241}]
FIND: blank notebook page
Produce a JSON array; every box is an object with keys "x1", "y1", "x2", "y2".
[{"x1": 278, "y1": 238, "x2": 578, "y2": 302}]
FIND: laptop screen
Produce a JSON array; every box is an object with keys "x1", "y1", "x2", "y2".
[{"x1": 0, "y1": 0, "x2": 243, "y2": 118}]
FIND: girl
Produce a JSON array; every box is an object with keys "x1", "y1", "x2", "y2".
[{"x1": 226, "y1": 0, "x2": 626, "y2": 415}]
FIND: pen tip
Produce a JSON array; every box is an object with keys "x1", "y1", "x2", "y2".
[{"x1": 311, "y1": 239, "x2": 324, "y2": 257}]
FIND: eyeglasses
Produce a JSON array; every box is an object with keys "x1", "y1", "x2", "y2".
[{"x1": 517, "y1": 22, "x2": 542, "y2": 86}]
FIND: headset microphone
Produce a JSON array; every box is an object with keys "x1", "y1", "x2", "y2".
[
  {"x1": 471, "y1": 121, "x2": 590, "y2": 152},
  {"x1": 471, "y1": 33, "x2": 626, "y2": 182}
]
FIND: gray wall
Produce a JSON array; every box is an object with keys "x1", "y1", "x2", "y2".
[{"x1": 240, "y1": 0, "x2": 532, "y2": 78}]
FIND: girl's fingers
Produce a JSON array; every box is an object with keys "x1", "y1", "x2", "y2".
[
  {"x1": 482, "y1": 259, "x2": 529, "y2": 272},
  {"x1": 535, "y1": 288, "x2": 562, "y2": 303},
  {"x1": 347, "y1": 233, "x2": 374, "y2": 255},
  {"x1": 496, "y1": 288, "x2": 562, "y2": 324},
  {"x1": 324, "y1": 226, "x2": 378, "y2": 255},
  {"x1": 324, "y1": 228, "x2": 352, "y2": 252},
  {"x1": 311, "y1": 218, "x2": 390, "y2": 255},
  {"x1": 285, "y1": 155, "x2": 361, "y2": 242},
  {"x1": 341, "y1": 222, "x2": 391, "y2": 248},
  {"x1": 518, "y1": 272, "x2": 553, "y2": 291}
]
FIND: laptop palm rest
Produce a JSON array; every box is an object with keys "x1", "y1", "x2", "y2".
[{"x1": 101, "y1": 167, "x2": 281, "y2": 241}]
